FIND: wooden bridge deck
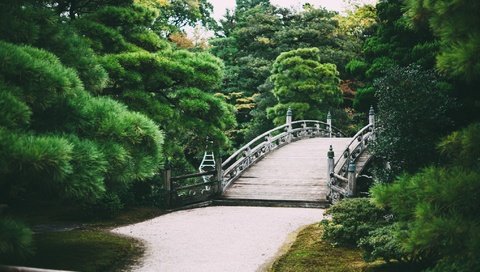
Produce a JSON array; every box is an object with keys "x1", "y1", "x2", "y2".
[{"x1": 222, "y1": 137, "x2": 352, "y2": 203}]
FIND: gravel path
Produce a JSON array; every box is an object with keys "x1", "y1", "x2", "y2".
[{"x1": 112, "y1": 206, "x2": 324, "y2": 272}]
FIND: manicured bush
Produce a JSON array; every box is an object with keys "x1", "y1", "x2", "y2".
[
  {"x1": 321, "y1": 198, "x2": 389, "y2": 247},
  {"x1": 358, "y1": 223, "x2": 409, "y2": 262}
]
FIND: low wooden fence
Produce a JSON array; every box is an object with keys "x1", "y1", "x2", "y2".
[{"x1": 163, "y1": 158, "x2": 222, "y2": 208}]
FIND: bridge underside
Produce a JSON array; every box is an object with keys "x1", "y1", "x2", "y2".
[{"x1": 220, "y1": 137, "x2": 352, "y2": 206}]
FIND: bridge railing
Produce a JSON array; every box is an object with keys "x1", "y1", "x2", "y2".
[
  {"x1": 328, "y1": 106, "x2": 376, "y2": 203},
  {"x1": 221, "y1": 110, "x2": 346, "y2": 192},
  {"x1": 162, "y1": 165, "x2": 223, "y2": 208}
]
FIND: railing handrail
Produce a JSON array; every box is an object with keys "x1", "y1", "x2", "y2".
[
  {"x1": 173, "y1": 179, "x2": 218, "y2": 191},
  {"x1": 222, "y1": 123, "x2": 289, "y2": 168},
  {"x1": 171, "y1": 170, "x2": 217, "y2": 181},
  {"x1": 290, "y1": 120, "x2": 346, "y2": 137},
  {"x1": 334, "y1": 123, "x2": 372, "y2": 170},
  {"x1": 222, "y1": 120, "x2": 346, "y2": 168}
]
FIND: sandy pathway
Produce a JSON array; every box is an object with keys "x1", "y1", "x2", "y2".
[{"x1": 112, "y1": 206, "x2": 324, "y2": 272}]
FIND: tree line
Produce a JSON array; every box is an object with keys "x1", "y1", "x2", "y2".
[{"x1": 1, "y1": 0, "x2": 479, "y2": 270}]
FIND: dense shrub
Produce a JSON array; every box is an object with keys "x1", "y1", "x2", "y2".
[
  {"x1": 321, "y1": 198, "x2": 389, "y2": 247},
  {"x1": 358, "y1": 223, "x2": 409, "y2": 262},
  {"x1": 372, "y1": 65, "x2": 454, "y2": 182},
  {"x1": 370, "y1": 124, "x2": 480, "y2": 271}
]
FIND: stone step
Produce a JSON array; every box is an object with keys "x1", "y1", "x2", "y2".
[{"x1": 213, "y1": 198, "x2": 329, "y2": 209}]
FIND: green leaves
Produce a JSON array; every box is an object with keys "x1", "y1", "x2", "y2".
[
  {"x1": 372, "y1": 65, "x2": 453, "y2": 181},
  {"x1": 368, "y1": 124, "x2": 480, "y2": 270},
  {"x1": 321, "y1": 198, "x2": 389, "y2": 247},
  {"x1": 0, "y1": 40, "x2": 164, "y2": 204},
  {"x1": 371, "y1": 166, "x2": 480, "y2": 268},
  {"x1": 268, "y1": 48, "x2": 342, "y2": 125},
  {"x1": 406, "y1": 0, "x2": 480, "y2": 80}
]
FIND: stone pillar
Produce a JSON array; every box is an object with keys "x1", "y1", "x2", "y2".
[
  {"x1": 327, "y1": 111, "x2": 332, "y2": 137},
  {"x1": 347, "y1": 160, "x2": 356, "y2": 196},
  {"x1": 215, "y1": 156, "x2": 223, "y2": 194},
  {"x1": 286, "y1": 107, "x2": 292, "y2": 126},
  {"x1": 327, "y1": 145, "x2": 335, "y2": 182},
  {"x1": 286, "y1": 107, "x2": 293, "y2": 142}
]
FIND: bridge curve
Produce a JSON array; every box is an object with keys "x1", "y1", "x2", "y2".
[
  {"x1": 171, "y1": 108, "x2": 376, "y2": 208},
  {"x1": 222, "y1": 137, "x2": 352, "y2": 204},
  {"x1": 217, "y1": 107, "x2": 377, "y2": 206}
]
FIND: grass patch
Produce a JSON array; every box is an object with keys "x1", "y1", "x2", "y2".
[
  {"x1": 270, "y1": 223, "x2": 421, "y2": 272},
  {"x1": 5, "y1": 230, "x2": 143, "y2": 272}
]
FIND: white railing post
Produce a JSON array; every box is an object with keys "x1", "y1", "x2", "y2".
[
  {"x1": 327, "y1": 111, "x2": 332, "y2": 138},
  {"x1": 347, "y1": 160, "x2": 356, "y2": 196},
  {"x1": 286, "y1": 107, "x2": 293, "y2": 142},
  {"x1": 266, "y1": 133, "x2": 272, "y2": 149}
]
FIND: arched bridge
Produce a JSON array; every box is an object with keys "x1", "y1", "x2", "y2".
[{"x1": 167, "y1": 107, "x2": 377, "y2": 208}]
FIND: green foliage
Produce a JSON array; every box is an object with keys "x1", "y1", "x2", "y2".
[
  {"x1": 349, "y1": 0, "x2": 439, "y2": 112},
  {"x1": 437, "y1": 123, "x2": 480, "y2": 169},
  {"x1": 371, "y1": 167, "x2": 480, "y2": 270},
  {"x1": 0, "y1": 218, "x2": 33, "y2": 261},
  {"x1": 358, "y1": 223, "x2": 409, "y2": 263},
  {"x1": 321, "y1": 198, "x2": 388, "y2": 247},
  {"x1": 152, "y1": 0, "x2": 217, "y2": 36},
  {"x1": 372, "y1": 65, "x2": 453, "y2": 181},
  {"x1": 268, "y1": 48, "x2": 342, "y2": 125},
  {"x1": 45, "y1": 0, "x2": 133, "y2": 18},
  {"x1": 0, "y1": 41, "x2": 164, "y2": 203},
  {"x1": 369, "y1": 124, "x2": 480, "y2": 271},
  {"x1": 0, "y1": 2, "x2": 109, "y2": 93},
  {"x1": 212, "y1": 3, "x2": 360, "y2": 144},
  {"x1": 0, "y1": 129, "x2": 74, "y2": 200},
  {"x1": 63, "y1": 136, "x2": 108, "y2": 201},
  {"x1": 352, "y1": 86, "x2": 376, "y2": 112},
  {"x1": 73, "y1": 2, "x2": 234, "y2": 170},
  {"x1": 406, "y1": 0, "x2": 480, "y2": 80},
  {"x1": 271, "y1": 223, "x2": 394, "y2": 272},
  {"x1": 345, "y1": 59, "x2": 368, "y2": 78},
  {"x1": 0, "y1": 85, "x2": 32, "y2": 130}
]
